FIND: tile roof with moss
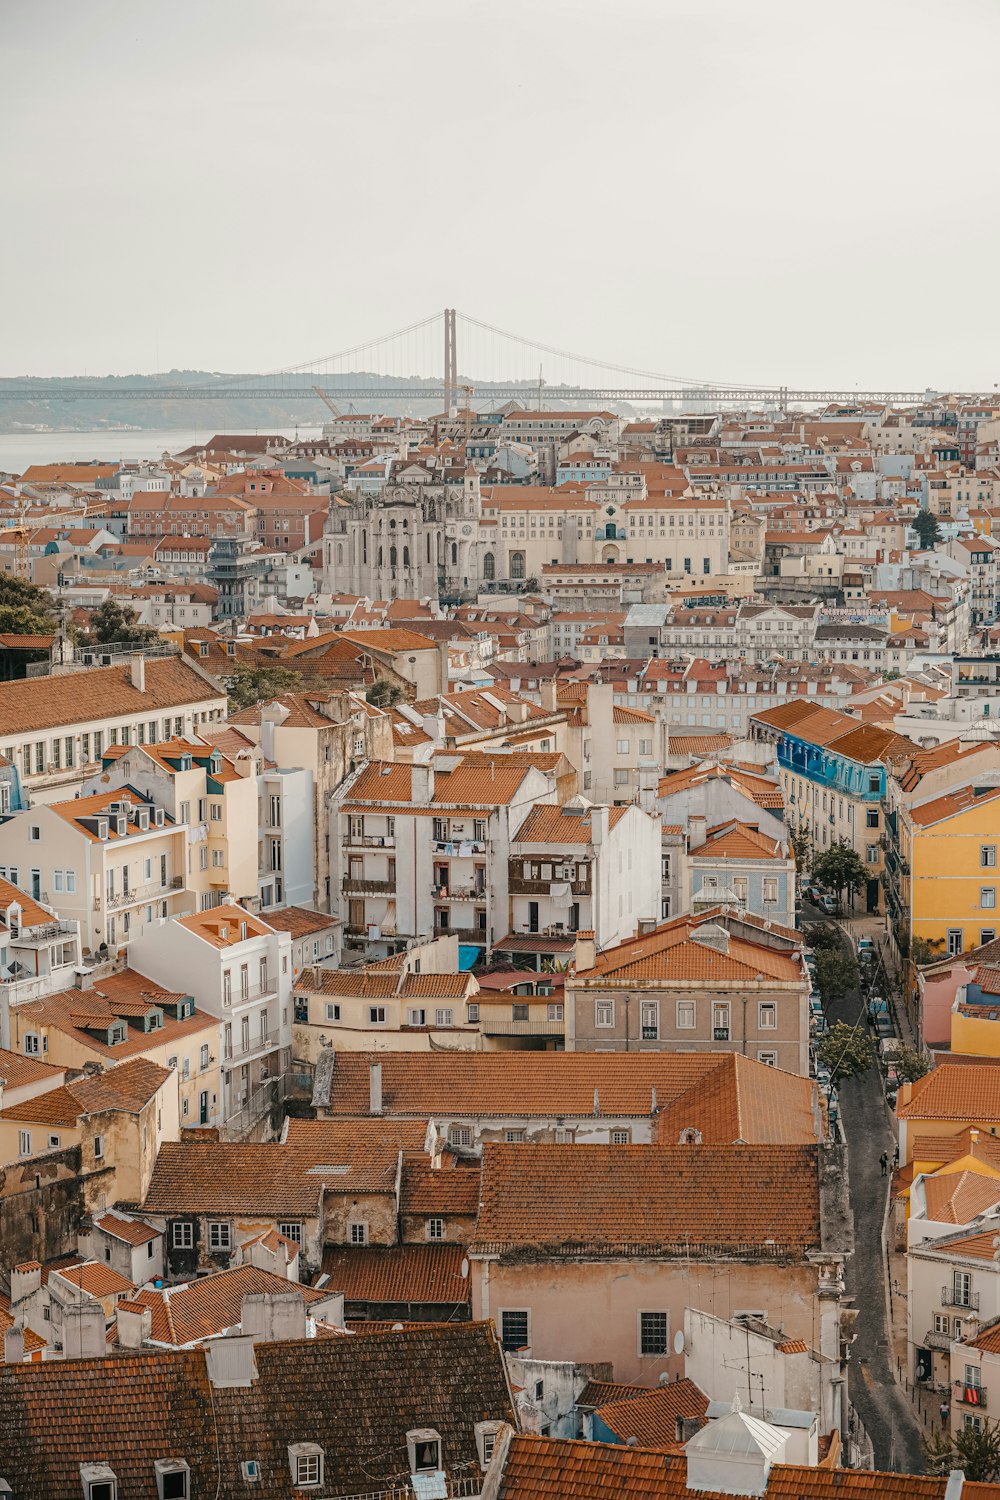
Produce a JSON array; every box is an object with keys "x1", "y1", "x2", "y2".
[{"x1": 321, "y1": 1244, "x2": 470, "y2": 1307}]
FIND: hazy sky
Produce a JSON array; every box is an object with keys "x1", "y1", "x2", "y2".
[{"x1": 3, "y1": 0, "x2": 999, "y2": 388}]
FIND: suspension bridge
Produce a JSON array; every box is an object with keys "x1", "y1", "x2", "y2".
[{"x1": 0, "y1": 309, "x2": 984, "y2": 410}]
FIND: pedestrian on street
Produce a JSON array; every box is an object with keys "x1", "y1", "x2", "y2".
[
  {"x1": 893, "y1": 1144, "x2": 900, "y2": 1168},
  {"x1": 940, "y1": 1400, "x2": 950, "y2": 1427},
  {"x1": 880, "y1": 1151, "x2": 888, "y2": 1176}
]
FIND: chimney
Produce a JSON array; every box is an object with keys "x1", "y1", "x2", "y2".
[
  {"x1": 205, "y1": 1333, "x2": 259, "y2": 1389},
  {"x1": 688, "y1": 814, "x2": 707, "y2": 850},
  {"x1": 3, "y1": 1326, "x2": 24, "y2": 1364},
  {"x1": 116, "y1": 1300, "x2": 153, "y2": 1349},
  {"x1": 411, "y1": 763, "x2": 435, "y2": 805},
  {"x1": 589, "y1": 807, "x2": 610, "y2": 846},
  {"x1": 692, "y1": 922, "x2": 730, "y2": 955},
  {"x1": 129, "y1": 655, "x2": 146, "y2": 692},
  {"x1": 240, "y1": 1290, "x2": 307, "y2": 1344},
  {"x1": 638, "y1": 918, "x2": 657, "y2": 936},
  {"x1": 9, "y1": 1262, "x2": 41, "y2": 1306},
  {"x1": 538, "y1": 679, "x2": 558, "y2": 713},
  {"x1": 370, "y1": 1061, "x2": 383, "y2": 1115},
  {"x1": 944, "y1": 1473, "x2": 966, "y2": 1500},
  {"x1": 574, "y1": 930, "x2": 596, "y2": 973},
  {"x1": 62, "y1": 1301, "x2": 107, "y2": 1361}
]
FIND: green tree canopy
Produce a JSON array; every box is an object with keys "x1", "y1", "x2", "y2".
[
  {"x1": 82, "y1": 597, "x2": 160, "y2": 648},
  {"x1": 895, "y1": 1044, "x2": 931, "y2": 1082},
  {"x1": 925, "y1": 1416, "x2": 1000, "y2": 1481},
  {"x1": 814, "y1": 949, "x2": 859, "y2": 1004},
  {"x1": 812, "y1": 840, "x2": 868, "y2": 907},
  {"x1": 0, "y1": 575, "x2": 58, "y2": 635},
  {"x1": 803, "y1": 921, "x2": 843, "y2": 952},
  {"x1": 227, "y1": 662, "x2": 303, "y2": 711},
  {"x1": 817, "y1": 1022, "x2": 875, "y2": 1081},
  {"x1": 366, "y1": 678, "x2": 404, "y2": 708},
  {"x1": 913, "y1": 508, "x2": 942, "y2": 550}
]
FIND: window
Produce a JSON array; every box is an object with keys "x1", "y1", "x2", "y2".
[
  {"x1": 982, "y1": 930, "x2": 997, "y2": 946},
  {"x1": 547, "y1": 1003, "x2": 563, "y2": 1022},
  {"x1": 866, "y1": 809, "x2": 880, "y2": 829},
  {"x1": 759, "y1": 1002, "x2": 777, "y2": 1030},
  {"x1": 758, "y1": 1050, "x2": 778, "y2": 1067},
  {"x1": 369, "y1": 1006, "x2": 387, "y2": 1024},
  {"x1": 427, "y1": 1217, "x2": 445, "y2": 1240},
  {"x1": 449, "y1": 1125, "x2": 472, "y2": 1147},
  {"x1": 616, "y1": 739, "x2": 631, "y2": 755},
  {"x1": 289, "y1": 1445, "x2": 324, "y2": 1489},
  {"x1": 82, "y1": 1467, "x2": 119, "y2": 1500},
  {"x1": 408, "y1": 1008, "x2": 427, "y2": 1026},
  {"x1": 476, "y1": 1422, "x2": 502, "y2": 1469},
  {"x1": 23, "y1": 1033, "x2": 39, "y2": 1055},
  {"x1": 350, "y1": 1222, "x2": 368, "y2": 1245},
  {"x1": 435, "y1": 1008, "x2": 453, "y2": 1027},
  {"x1": 172, "y1": 1222, "x2": 193, "y2": 1248},
  {"x1": 208, "y1": 1221, "x2": 232, "y2": 1252},
  {"x1": 596, "y1": 1000, "x2": 615, "y2": 1028},
  {"x1": 611, "y1": 1128, "x2": 631, "y2": 1144},
  {"x1": 500, "y1": 1309, "x2": 530, "y2": 1351},
  {"x1": 713, "y1": 1003, "x2": 730, "y2": 1041},
  {"x1": 641, "y1": 1001, "x2": 658, "y2": 1040},
  {"x1": 18, "y1": 1129, "x2": 31, "y2": 1156},
  {"x1": 948, "y1": 929, "x2": 964, "y2": 956},
  {"x1": 639, "y1": 1310, "x2": 669, "y2": 1355},
  {"x1": 199, "y1": 1044, "x2": 210, "y2": 1070},
  {"x1": 325, "y1": 1003, "x2": 341, "y2": 1022},
  {"x1": 28, "y1": 824, "x2": 40, "y2": 842},
  {"x1": 983, "y1": 889, "x2": 998, "y2": 910},
  {"x1": 677, "y1": 1000, "x2": 695, "y2": 1029},
  {"x1": 505, "y1": 1129, "x2": 525, "y2": 1143},
  {"x1": 512, "y1": 1003, "x2": 529, "y2": 1022},
  {"x1": 278, "y1": 1221, "x2": 303, "y2": 1244},
  {"x1": 93, "y1": 1133, "x2": 104, "y2": 1159},
  {"x1": 983, "y1": 846, "x2": 997, "y2": 868}
]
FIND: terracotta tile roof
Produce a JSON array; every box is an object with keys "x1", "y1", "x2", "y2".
[
  {"x1": 94, "y1": 1212, "x2": 159, "y2": 1247},
  {"x1": 0, "y1": 1046, "x2": 63, "y2": 1091},
  {"x1": 322, "y1": 1244, "x2": 470, "y2": 1306},
  {"x1": 472, "y1": 1143, "x2": 821, "y2": 1257},
  {"x1": 911, "y1": 1127, "x2": 1000, "y2": 1168},
  {"x1": 667, "y1": 733, "x2": 733, "y2": 754},
  {"x1": 127, "y1": 1264, "x2": 332, "y2": 1346},
  {"x1": 657, "y1": 762, "x2": 784, "y2": 811},
  {"x1": 693, "y1": 821, "x2": 784, "y2": 861},
  {"x1": 17, "y1": 972, "x2": 213, "y2": 1060},
  {"x1": 894, "y1": 737, "x2": 991, "y2": 791},
  {"x1": 613, "y1": 705, "x2": 656, "y2": 724},
  {"x1": 575, "y1": 914, "x2": 802, "y2": 986},
  {"x1": 899, "y1": 1064, "x2": 1000, "y2": 1122},
  {"x1": 910, "y1": 783, "x2": 1000, "y2": 827},
  {"x1": 577, "y1": 1380, "x2": 650, "y2": 1409},
  {"x1": 513, "y1": 802, "x2": 629, "y2": 844},
  {"x1": 921, "y1": 1225, "x2": 1000, "y2": 1262},
  {"x1": 0, "y1": 1322, "x2": 513, "y2": 1498},
  {"x1": 922, "y1": 1168, "x2": 1000, "y2": 1225},
  {"x1": 143, "y1": 1119, "x2": 428, "y2": 1216},
  {"x1": 594, "y1": 1380, "x2": 709, "y2": 1446},
  {"x1": 399, "y1": 1161, "x2": 481, "y2": 1215},
  {"x1": 52, "y1": 1260, "x2": 135, "y2": 1298},
  {"x1": 174, "y1": 903, "x2": 276, "y2": 948},
  {"x1": 258, "y1": 905, "x2": 337, "y2": 940},
  {"x1": 65, "y1": 1056, "x2": 172, "y2": 1115},
  {"x1": 0, "y1": 657, "x2": 224, "y2": 737},
  {"x1": 654, "y1": 1054, "x2": 819, "y2": 1147},
  {"x1": 343, "y1": 756, "x2": 536, "y2": 812},
  {"x1": 322, "y1": 1050, "x2": 756, "y2": 1119},
  {"x1": 0, "y1": 876, "x2": 58, "y2": 930},
  {"x1": 496, "y1": 1437, "x2": 980, "y2": 1500},
  {"x1": 0, "y1": 1302, "x2": 46, "y2": 1361},
  {"x1": 0, "y1": 1084, "x2": 88, "y2": 1127}
]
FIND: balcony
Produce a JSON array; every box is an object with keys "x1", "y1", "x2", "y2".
[
  {"x1": 956, "y1": 1385, "x2": 987, "y2": 1410},
  {"x1": 223, "y1": 1025, "x2": 283, "y2": 1065},
  {"x1": 225, "y1": 981, "x2": 278, "y2": 1007},
  {"x1": 432, "y1": 885, "x2": 487, "y2": 901},
  {"x1": 480, "y1": 1014, "x2": 565, "y2": 1036},
  {"x1": 509, "y1": 876, "x2": 592, "y2": 897},
  {"x1": 942, "y1": 1287, "x2": 980, "y2": 1310},
  {"x1": 342, "y1": 877, "x2": 396, "y2": 895},
  {"x1": 344, "y1": 834, "x2": 396, "y2": 849},
  {"x1": 104, "y1": 878, "x2": 184, "y2": 910},
  {"x1": 433, "y1": 925, "x2": 488, "y2": 945},
  {"x1": 433, "y1": 839, "x2": 487, "y2": 854}
]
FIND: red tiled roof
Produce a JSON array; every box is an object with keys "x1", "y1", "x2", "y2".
[
  {"x1": 399, "y1": 1161, "x2": 481, "y2": 1216},
  {"x1": 594, "y1": 1380, "x2": 709, "y2": 1446},
  {"x1": 321, "y1": 1244, "x2": 470, "y2": 1306}
]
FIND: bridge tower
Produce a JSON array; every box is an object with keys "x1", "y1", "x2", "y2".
[{"x1": 443, "y1": 307, "x2": 457, "y2": 417}]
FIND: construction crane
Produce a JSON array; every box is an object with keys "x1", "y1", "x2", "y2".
[{"x1": 312, "y1": 385, "x2": 342, "y2": 419}]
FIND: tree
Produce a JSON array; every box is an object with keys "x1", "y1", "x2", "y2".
[
  {"x1": 366, "y1": 679, "x2": 404, "y2": 709},
  {"x1": 82, "y1": 597, "x2": 160, "y2": 648},
  {"x1": 803, "y1": 921, "x2": 843, "y2": 952},
  {"x1": 925, "y1": 1417, "x2": 1000, "y2": 1482},
  {"x1": 911, "y1": 936, "x2": 944, "y2": 967},
  {"x1": 913, "y1": 509, "x2": 942, "y2": 551},
  {"x1": 789, "y1": 823, "x2": 813, "y2": 874},
  {"x1": 226, "y1": 663, "x2": 303, "y2": 711},
  {"x1": 815, "y1": 949, "x2": 859, "y2": 1005},
  {"x1": 895, "y1": 1044, "x2": 931, "y2": 1082},
  {"x1": 0, "y1": 575, "x2": 57, "y2": 635},
  {"x1": 817, "y1": 1022, "x2": 875, "y2": 1081},
  {"x1": 812, "y1": 840, "x2": 868, "y2": 910}
]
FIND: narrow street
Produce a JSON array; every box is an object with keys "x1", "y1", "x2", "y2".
[{"x1": 810, "y1": 905, "x2": 927, "y2": 1472}]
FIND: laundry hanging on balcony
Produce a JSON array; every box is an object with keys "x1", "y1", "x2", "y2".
[{"x1": 549, "y1": 882, "x2": 573, "y2": 908}]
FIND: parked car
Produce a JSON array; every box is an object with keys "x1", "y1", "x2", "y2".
[
  {"x1": 809, "y1": 995, "x2": 825, "y2": 1021},
  {"x1": 874, "y1": 1013, "x2": 895, "y2": 1040},
  {"x1": 818, "y1": 893, "x2": 838, "y2": 915},
  {"x1": 868, "y1": 995, "x2": 889, "y2": 1023},
  {"x1": 857, "y1": 936, "x2": 875, "y2": 960}
]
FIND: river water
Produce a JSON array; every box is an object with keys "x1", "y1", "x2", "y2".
[{"x1": 0, "y1": 427, "x2": 325, "y2": 474}]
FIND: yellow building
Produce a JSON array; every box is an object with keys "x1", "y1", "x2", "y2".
[{"x1": 897, "y1": 783, "x2": 1000, "y2": 959}]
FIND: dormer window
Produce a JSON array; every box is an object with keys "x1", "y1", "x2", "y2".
[
  {"x1": 109, "y1": 1024, "x2": 127, "y2": 1046},
  {"x1": 179, "y1": 754, "x2": 192, "y2": 771},
  {"x1": 144, "y1": 1010, "x2": 164, "y2": 1032},
  {"x1": 81, "y1": 1463, "x2": 119, "y2": 1500},
  {"x1": 287, "y1": 1444, "x2": 324, "y2": 1489},
  {"x1": 475, "y1": 1421, "x2": 504, "y2": 1470},
  {"x1": 154, "y1": 1458, "x2": 190, "y2": 1500},
  {"x1": 407, "y1": 1430, "x2": 442, "y2": 1474},
  {"x1": 116, "y1": 817, "x2": 127, "y2": 837},
  {"x1": 98, "y1": 819, "x2": 109, "y2": 840}
]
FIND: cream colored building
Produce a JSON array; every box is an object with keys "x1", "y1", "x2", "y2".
[
  {"x1": 0, "y1": 786, "x2": 191, "y2": 955},
  {"x1": 83, "y1": 739, "x2": 258, "y2": 909}
]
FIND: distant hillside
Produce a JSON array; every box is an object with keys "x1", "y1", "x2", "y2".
[{"x1": 0, "y1": 371, "x2": 546, "y2": 433}]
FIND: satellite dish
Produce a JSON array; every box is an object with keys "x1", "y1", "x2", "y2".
[
  {"x1": 461, "y1": 1258, "x2": 469, "y2": 1280},
  {"x1": 674, "y1": 1330, "x2": 685, "y2": 1355}
]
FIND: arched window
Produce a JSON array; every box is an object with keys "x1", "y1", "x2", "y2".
[
  {"x1": 362, "y1": 532, "x2": 367, "y2": 563},
  {"x1": 378, "y1": 546, "x2": 383, "y2": 567},
  {"x1": 511, "y1": 552, "x2": 525, "y2": 580},
  {"x1": 336, "y1": 543, "x2": 343, "y2": 566},
  {"x1": 390, "y1": 545, "x2": 398, "y2": 567},
  {"x1": 426, "y1": 534, "x2": 432, "y2": 563},
  {"x1": 403, "y1": 546, "x2": 410, "y2": 567},
  {"x1": 451, "y1": 543, "x2": 458, "y2": 566},
  {"x1": 483, "y1": 552, "x2": 496, "y2": 581}
]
